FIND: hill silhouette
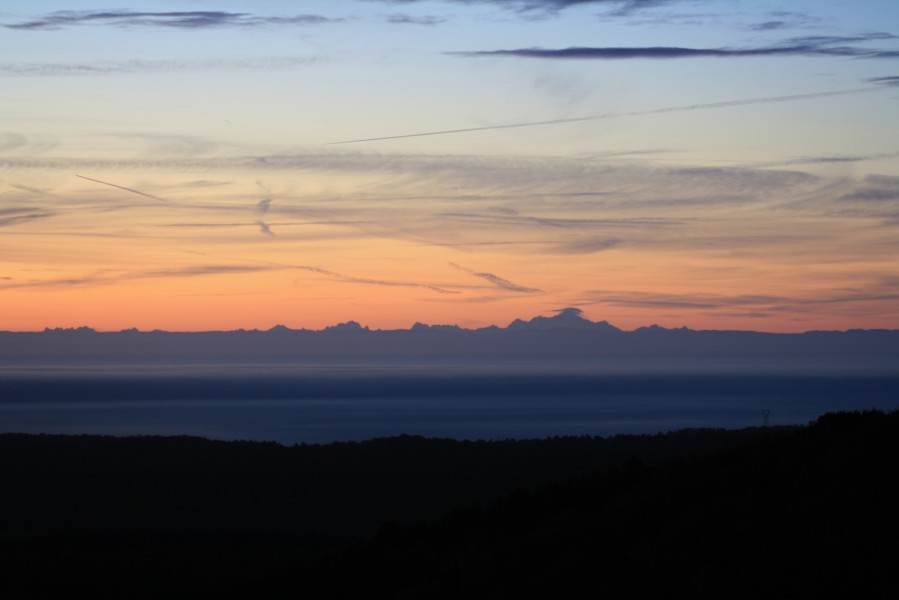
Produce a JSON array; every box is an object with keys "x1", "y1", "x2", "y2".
[
  {"x1": 1, "y1": 410, "x2": 896, "y2": 597},
  {"x1": 283, "y1": 410, "x2": 899, "y2": 597}
]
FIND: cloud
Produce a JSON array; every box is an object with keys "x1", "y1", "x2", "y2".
[
  {"x1": 362, "y1": 1, "x2": 670, "y2": 16},
  {"x1": 411, "y1": 237, "x2": 620, "y2": 255},
  {"x1": 0, "y1": 207, "x2": 56, "y2": 227},
  {"x1": 0, "y1": 56, "x2": 322, "y2": 76},
  {"x1": 5, "y1": 148, "x2": 894, "y2": 310},
  {"x1": 456, "y1": 33, "x2": 898, "y2": 60},
  {"x1": 146, "y1": 265, "x2": 269, "y2": 278},
  {"x1": 184, "y1": 251, "x2": 461, "y2": 295},
  {"x1": 0, "y1": 142, "x2": 836, "y2": 197},
  {"x1": 583, "y1": 286, "x2": 899, "y2": 313},
  {"x1": 1, "y1": 258, "x2": 463, "y2": 295},
  {"x1": 450, "y1": 263, "x2": 542, "y2": 293},
  {"x1": 439, "y1": 211, "x2": 680, "y2": 230},
  {"x1": 0, "y1": 264, "x2": 273, "y2": 290},
  {"x1": 868, "y1": 76, "x2": 899, "y2": 87},
  {"x1": 328, "y1": 87, "x2": 881, "y2": 144},
  {"x1": 751, "y1": 152, "x2": 899, "y2": 169},
  {"x1": 0, "y1": 149, "x2": 825, "y2": 242},
  {"x1": 256, "y1": 221, "x2": 274, "y2": 236},
  {"x1": 256, "y1": 181, "x2": 273, "y2": 215},
  {"x1": 551, "y1": 238, "x2": 621, "y2": 254},
  {"x1": 254, "y1": 180, "x2": 275, "y2": 235},
  {"x1": 840, "y1": 176, "x2": 899, "y2": 203},
  {"x1": 748, "y1": 21, "x2": 789, "y2": 31},
  {"x1": 0, "y1": 132, "x2": 56, "y2": 154},
  {"x1": 386, "y1": 14, "x2": 445, "y2": 25},
  {"x1": 3, "y1": 11, "x2": 339, "y2": 31},
  {"x1": 584, "y1": 290, "x2": 787, "y2": 310},
  {"x1": 747, "y1": 11, "x2": 821, "y2": 31},
  {"x1": 0, "y1": 132, "x2": 27, "y2": 152}
]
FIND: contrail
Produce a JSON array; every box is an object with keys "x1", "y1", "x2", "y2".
[
  {"x1": 75, "y1": 174, "x2": 168, "y2": 202},
  {"x1": 327, "y1": 87, "x2": 880, "y2": 145}
]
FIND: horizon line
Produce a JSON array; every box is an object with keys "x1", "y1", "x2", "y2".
[{"x1": 5, "y1": 316, "x2": 896, "y2": 336}]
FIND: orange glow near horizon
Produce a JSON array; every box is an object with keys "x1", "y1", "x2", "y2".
[
  {"x1": 3, "y1": 57, "x2": 898, "y2": 335},
  {"x1": 3, "y1": 157, "x2": 899, "y2": 334},
  {"x1": 5, "y1": 219, "x2": 898, "y2": 334}
]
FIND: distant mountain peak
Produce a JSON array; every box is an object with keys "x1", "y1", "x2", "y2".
[
  {"x1": 325, "y1": 320, "x2": 369, "y2": 332},
  {"x1": 411, "y1": 322, "x2": 462, "y2": 332},
  {"x1": 507, "y1": 307, "x2": 620, "y2": 332},
  {"x1": 635, "y1": 324, "x2": 694, "y2": 333},
  {"x1": 42, "y1": 326, "x2": 96, "y2": 334}
]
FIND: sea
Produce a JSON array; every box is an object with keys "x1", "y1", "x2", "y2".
[{"x1": 2, "y1": 365, "x2": 898, "y2": 444}]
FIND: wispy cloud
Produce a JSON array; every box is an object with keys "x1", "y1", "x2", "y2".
[
  {"x1": 840, "y1": 176, "x2": 899, "y2": 203},
  {"x1": 584, "y1": 290, "x2": 786, "y2": 310},
  {"x1": 146, "y1": 265, "x2": 269, "y2": 278},
  {"x1": 3, "y1": 11, "x2": 339, "y2": 31},
  {"x1": 551, "y1": 238, "x2": 621, "y2": 254},
  {"x1": 439, "y1": 211, "x2": 680, "y2": 230},
  {"x1": 254, "y1": 180, "x2": 275, "y2": 236},
  {"x1": 0, "y1": 264, "x2": 273, "y2": 290},
  {"x1": 0, "y1": 132, "x2": 28, "y2": 152},
  {"x1": 0, "y1": 56, "x2": 322, "y2": 76},
  {"x1": 415, "y1": 238, "x2": 620, "y2": 255},
  {"x1": 747, "y1": 11, "x2": 822, "y2": 31},
  {"x1": 583, "y1": 287, "x2": 899, "y2": 314},
  {"x1": 450, "y1": 262, "x2": 542, "y2": 293},
  {"x1": 256, "y1": 181, "x2": 273, "y2": 215},
  {"x1": 0, "y1": 132, "x2": 56, "y2": 153},
  {"x1": 363, "y1": 1, "x2": 671, "y2": 16},
  {"x1": 0, "y1": 207, "x2": 56, "y2": 227},
  {"x1": 185, "y1": 251, "x2": 461, "y2": 295},
  {"x1": 385, "y1": 14, "x2": 445, "y2": 25},
  {"x1": 748, "y1": 21, "x2": 791, "y2": 32},
  {"x1": 868, "y1": 75, "x2": 899, "y2": 87},
  {"x1": 0, "y1": 259, "x2": 464, "y2": 294},
  {"x1": 751, "y1": 152, "x2": 899, "y2": 169},
  {"x1": 455, "y1": 33, "x2": 898, "y2": 60}
]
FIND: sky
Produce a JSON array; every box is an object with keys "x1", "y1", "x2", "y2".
[{"x1": 1, "y1": 0, "x2": 898, "y2": 333}]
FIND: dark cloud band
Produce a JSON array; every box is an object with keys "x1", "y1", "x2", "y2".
[
  {"x1": 4, "y1": 11, "x2": 338, "y2": 30},
  {"x1": 362, "y1": 1, "x2": 668, "y2": 15},
  {"x1": 0, "y1": 57, "x2": 322, "y2": 76},
  {"x1": 457, "y1": 37, "x2": 897, "y2": 61}
]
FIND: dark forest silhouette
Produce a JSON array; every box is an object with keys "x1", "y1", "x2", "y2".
[{"x1": 2, "y1": 410, "x2": 896, "y2": 597}]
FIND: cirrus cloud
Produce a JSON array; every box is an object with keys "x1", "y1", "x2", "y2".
[{"x1": 3, "y1": 10, "x2": 340, "y2": 31}]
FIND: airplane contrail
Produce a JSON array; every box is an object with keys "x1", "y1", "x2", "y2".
[
  {"x1": 75, "y1": 174, "x2": 169, "y2": 202},
  {"x1": 327, "y1": 87, "x2": 880, "y2": 145}
]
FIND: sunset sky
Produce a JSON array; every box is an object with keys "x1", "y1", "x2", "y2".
[{"x1": 2, "y1": 0, "x2": 898, "y2": 332}]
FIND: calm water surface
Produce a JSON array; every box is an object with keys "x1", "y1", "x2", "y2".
[{"x1": 2, "y1": 367, "x2": 897, "y2": 444}]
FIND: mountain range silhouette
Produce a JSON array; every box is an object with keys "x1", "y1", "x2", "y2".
[{"x1": 2, "y1": 308, "x2": 896, "y2": 371}]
